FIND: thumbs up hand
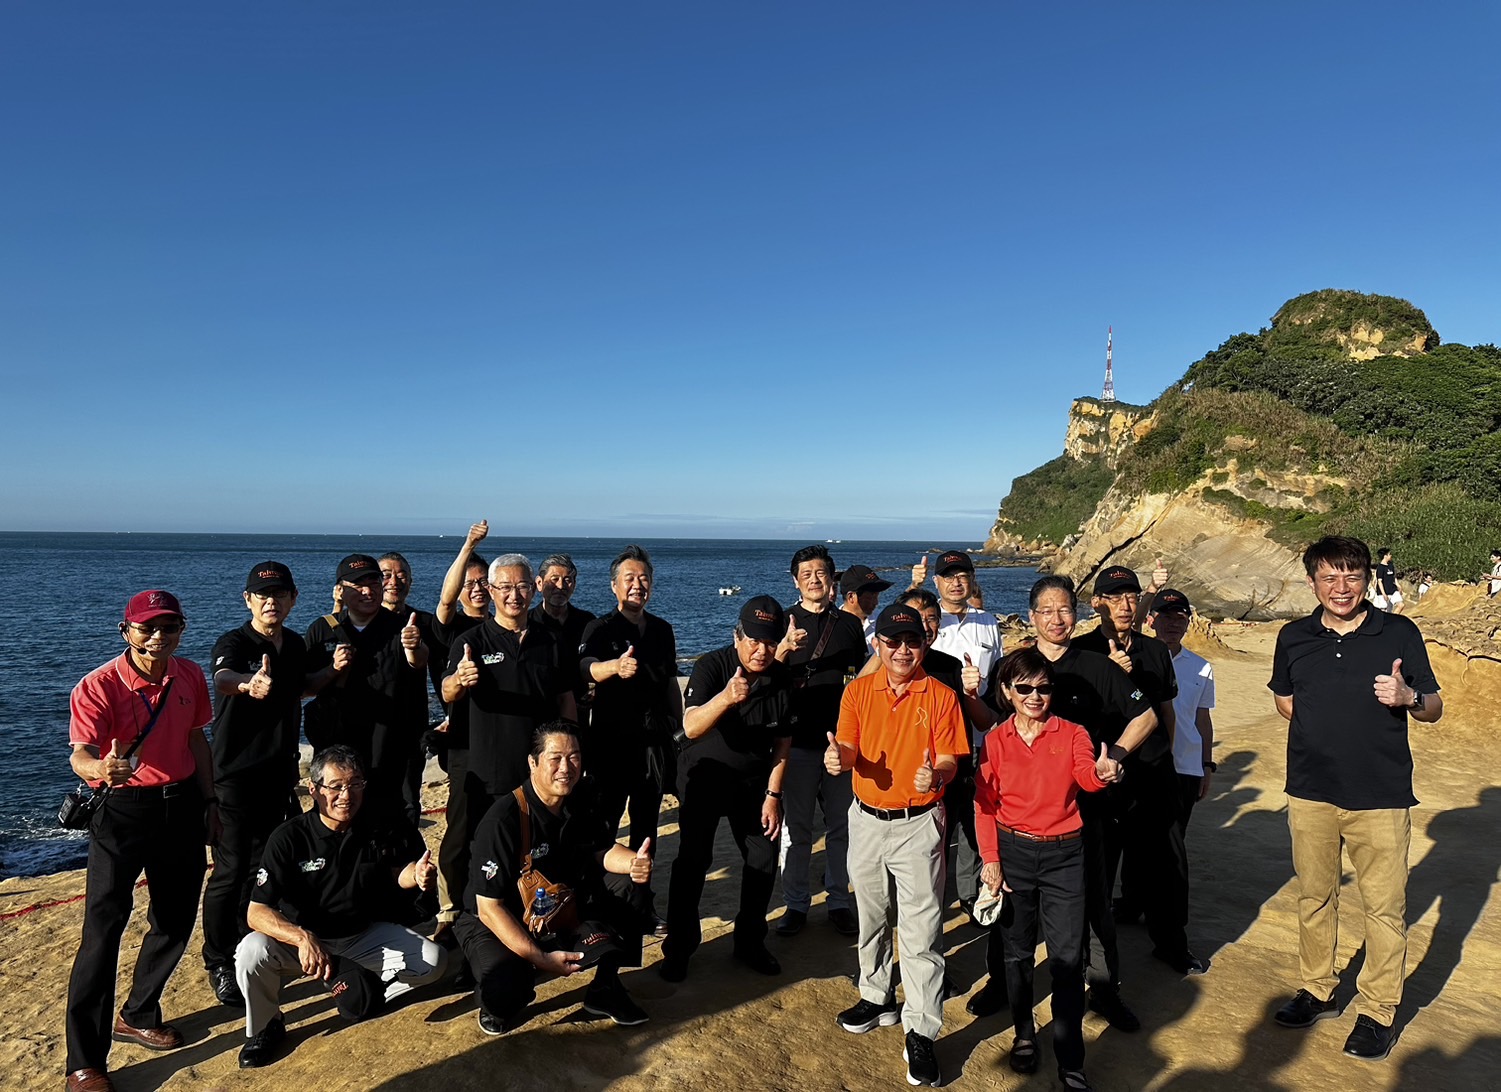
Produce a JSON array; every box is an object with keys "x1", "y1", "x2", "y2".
[
  {"x1": 466, "y1": 519, "x2": 489, "y2": 547},
  {"x1": 913, "y1": 748, "x2": 936, "y2": 793},
  {"x1": 413, "y1": 848, "x2": 437, "y2": 892},
  {"x1": 401, "y1": 612, "x2": 422, "y2": 652},
  {"x1": 243, "y1": 653, "x2": 273, "y2": 699},
  {"x1": 1106, "y1": 637, "x2": 1133, "y2": 674},
  {"x1": 1095, "y1": 741, "x2": 1123, "y2": 784},
  {"x1": 781, "y1": 616, "x2": 807, "y2": 655},
  {"x1": 454, "y1": 642, "x2": 480, "y2": 689},
  {"x1": 630, "y1": 837, "x2": 653, "y2": 884},
  {"x1": 101, "y1": 737, "x2": 134, "y2": 786},
  {"x1": 1151, "y1": 556, "x2": 1170, "y2": 591},
  {"x1": 823, "y1": 731, "x2": 845, "y2": 777},
  {"x1": 911, "y1": 554, "x2": 930, "y2": 587},
  {"x1": 1373, "y1": 657, "x2": 1413, "y2": 708},
  {"x1": 726, "y1": 666, "x2": 751, "y2": 704},
  {"x1": 615, "y1": 644, "x2": 638, "y2": 680},
  {"x1": 961, "y1": 653, "x2": 981, "y2": 698}
]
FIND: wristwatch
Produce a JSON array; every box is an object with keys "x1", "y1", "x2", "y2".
[
  {"x1": 1409, "y1": 689, "x2": 1424, "y2": 710},
  {"x1": 1202, "y1": 761, "x2": 1218, "y2": 774}
]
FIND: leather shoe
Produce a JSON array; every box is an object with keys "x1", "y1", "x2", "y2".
[
  {"x1": 1274, "y1": 989, "x2": 1339, "y2": 1029},
  {"x1": 775, "y1": 909, "x2": 807, "y2": 937},
  {"x1": 733, "y1": 944, "x2": 782, "y2": 976},
  {"x1": 652, "y1": 915, "x2": 670, "y2": 939},
  {"x1": 111, "y1": 1016, "x2": 183, "y2": 1051},
  {"x1": 1086, "y1": 988, "x2": 1141, "y2": 1032},
  {"x1": 657, "y1": 957, "x2": 688, "y2": 983},
  {"x1": 965, "y1": 978, "x2": 1009, "y2": 1018},
  {"x1": 1342, "y1": 1014, "x2": 1394, "y2": 1061},
  {"x1": 238, "y1": 1016, "x2": 287, "y2": 1068},
  {"x1": 1151, "y1": 948, "x2": 1208, "y2": 976},
  {"x1": 208, "y1": 964, "x2": 245, "y2": 1007},
  {"x1": 65, "y1": 1069, "x2": 114, "y2": 1092},
  {"x1": 828, "y1": 907, "x2": 858, "y2": 937}
]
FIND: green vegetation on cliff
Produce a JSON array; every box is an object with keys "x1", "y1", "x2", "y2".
[{"x1": 997, "y1": 455, "x2": 1116, "y2": 545}]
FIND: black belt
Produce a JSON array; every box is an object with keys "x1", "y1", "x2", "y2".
[
  {"x1": 108, "y1": 780, "x2": 199, "y2": 801},
  {"x1": 857, "y1": 798, "x2": 938, "y2": 822},
  {"x1": 996, "y1": 821, "x2": 1082, "y2": 844}
]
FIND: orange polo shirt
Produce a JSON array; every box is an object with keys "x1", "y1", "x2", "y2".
[
  {"x1": 836, "y1": 666, "x2": 968, "y2": 810},
  {"x1": 70, "y1": 653, "x2": 212, "y2": 788}
]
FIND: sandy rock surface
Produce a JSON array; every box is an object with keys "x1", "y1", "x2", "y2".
[{"x1": 5, "y1": 622, "x2": 1499, "y2": 1091}]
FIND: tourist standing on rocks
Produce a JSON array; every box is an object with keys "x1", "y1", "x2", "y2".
[
  {"x1": 1269, "y1": 535, "x2": 1442, "y2": 1061},
  {"x1": 64, "y1": 590, "x2": 217, "y2": 1092},
  {"x1": 1373, "y1": 547, "x2": 1404, "y2": 614},
  {"x1": 1144, "y1": 589, "x2": 1217, "y2": 834},
  {"x1": 1487, "y1": 549, "x2": 1501, "y2": 597},
  {"x1": 200, "y1": 563, "x2": 307, "y2": 1009}
]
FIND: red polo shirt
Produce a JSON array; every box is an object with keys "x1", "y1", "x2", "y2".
[
  {"x1": 70, "y1": 653, "x2": 212, "y2": 788},
  {"x1": 974, "y1": 714, "x2": 1106, "y2": 861},
  {"x1": 836, "y1": 666, "x2": 968, "y2": 810}
]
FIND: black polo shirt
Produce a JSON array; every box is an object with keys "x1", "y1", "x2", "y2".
[
  {"x1": 209, "y1": 623, "x2": 308, "y2": 782},
  {"x1": 579, "y1": 609, "x2": 679, "y2": 742},
  {"x1": 303, "y1": 609, "x2": 428, "y2": 778},
  {"x1": 528, "y1": 602, "x2": 597, "y2": 707},
  {"x1": 1074, "y1": 628, "x2": 1178, "y2": 764},
  {"x1": 988, "y1": 644, "x2": 1150, "y2": 751},
  {"x1": 1269, "y1": 605, "x2": 1438, "y2": 810},
  {"x1": 682, "y1": 646, "x2": 794, "y2": 786},
  {"x1": 431, "y1": 610, "x2": 488, "y2": 750},
  {"x1": 465, "y1": 778, "x2": 615, "y2": 919},
  {"x1": 1376, "y1": 562, "x2": 1399, "y2": 596},
  {"x1": 783, "y1": 604, "x2": 868, "y2": 750},
  {"x1": 445, "y1": 619, "x2": 573, "y2": 795},
  {"x1": 251, "y1": 809, "x2": 423, "y2": 939}
]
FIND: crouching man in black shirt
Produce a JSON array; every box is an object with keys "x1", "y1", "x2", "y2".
[
  {"x1": 234, "y1": 745, "x2": 446, "y2": 1069},
  {"x1": 454, "y1": 722, "x2": 655, "y2": 1034}
]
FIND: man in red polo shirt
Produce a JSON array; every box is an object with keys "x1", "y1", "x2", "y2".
[
  {"x1": 64, "y1": 590, "x2": 217, "y2": 1092},
  {"x1": 826, "y1": 602, "x2": 968, "y2": 1088}
]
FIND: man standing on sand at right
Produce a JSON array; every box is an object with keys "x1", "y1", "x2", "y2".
[
  {"x1": 1269, "y1": 535, "x2": 1442, "y2": 1061},
  {"x1": 1373, "y1": 547, "x2": 1404, "y2": 614}
]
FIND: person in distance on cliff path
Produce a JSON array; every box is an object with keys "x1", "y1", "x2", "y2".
[
  {"x1": 838, "y1": 563, "x2": 892, "y2": 648},
  {"x1": 235, "y1": 745, "x2": 446, "y2": 1068},
  {"x1": 1373, "y1": 547, "x2": 1404, "y2": 614},
  {"x1": 200, "y1": 562, "x2": 308, "y2": 1009},
  {"x1": 455, "y1": 722, "x2": 656, "y2": 1034},
  {"x1": 974, "y1": 647, "x2": 1122, "y2": 1092},
  {"x1": 1269, "y1": 536, "x2": 1441, "y2": 1061},
  {"x1": 775, "y1": 545, "x2": 867, "y2": 939},
  {"x1": 1487, "y1": 549, "x2": 1501, "y2": 597},
  {"x1": 828, "y1": 602, "x2": 969, "y2": 1088},
  {"x1": 660, "y1": 595, "x2": 794, "y2": 982},
  {"x1": 64, "y1": 590, "x2": 217, "y2": 1092}
]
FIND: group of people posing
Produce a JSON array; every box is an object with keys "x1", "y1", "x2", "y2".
[{"x1": 61, "y1": 530, "x2": 1439, "y2": 1092}]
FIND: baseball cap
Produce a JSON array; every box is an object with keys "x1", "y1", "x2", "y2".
[
  {"x1": 245, "y1": 561, "x2": 296, "y2": 594},
  {"x1": 337, "y1": 554, "x2": 382, "y2": 584},
  {"x1": 738, "y1": 595, "x2": 785, "y2": 642},
  {"x1": 839, "y1": 564, "x2": 893, "y2": 597},
  {"x1": 1094, "y1": 566, "x2": 1142, "y2": 595},
  {"x1": 124, "y1": 590, "x2": 185, "y2": 624},
  {"x1": 874, "y1": 602, "x2": 926, "y2": 639},
  {"x1": 326, "y1": 955, "x2": 383, "y2": 1022},
  {"x1": 570, "y1": 920, "x2": 626, "y2": 970},
  {"x1": 1151, "y1": 588, "x2": 1192, "y2": 614},
  {"x1": 934, "y1": 550, "x2": 974, "y2": 576}
]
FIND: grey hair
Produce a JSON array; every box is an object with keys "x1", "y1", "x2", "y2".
[
  {"x1": 489, "y1": 554, "x2": 533, "y2": 584},
  {"x1": 538, "y1": 553, "x2": 578, "y2": 578},
  {"x1": 310, "y1": 745, "x2": 366, "y2": 784}
]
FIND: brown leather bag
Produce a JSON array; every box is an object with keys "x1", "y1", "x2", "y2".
[{"x1": 514, "y1": 787, "x2": 579, "y2": 938}]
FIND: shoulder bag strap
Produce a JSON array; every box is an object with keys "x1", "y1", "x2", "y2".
[
  {"x1": 513, "y1": 786, "x2": 533, "y2": 870},
  {"x1": 123, "y1": 677, "x2": 175, "y2": 759}
]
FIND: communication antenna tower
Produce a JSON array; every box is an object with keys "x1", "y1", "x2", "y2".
[{"x1": 1102, "y1": 326, "x2": 1117, "y2": 403}]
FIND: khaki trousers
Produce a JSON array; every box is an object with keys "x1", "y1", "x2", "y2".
[{"x1": 1287, "y1": 796, "x2": 1410, "y2": 1025}]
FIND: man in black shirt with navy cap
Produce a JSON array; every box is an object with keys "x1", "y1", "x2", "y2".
[
  {"x1": 201, "y1": 561, "x2": 307, "y2": 1008},
  {"x1": 839, "y1": 564, "x2": 893, "y2": 647},
  {"x1": 660, "y1": 595, "x2": 794, "y2": 982}
]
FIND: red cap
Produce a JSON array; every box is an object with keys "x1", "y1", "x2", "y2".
[{"x1": 124, "y1": 589, "x2": 185, "y2": 624}]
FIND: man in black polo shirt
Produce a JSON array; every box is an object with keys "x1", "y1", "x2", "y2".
[
  {"x1": 978, "y1": 575, "x2": 1157, "y2": 1032},
  {"x1": 1269, "y1": 536, "x2": 1441, "y2": 1061},
  {"x1": 530, "y1": 552, "x2": 597, "y2": 716},
  {"x1": 235, "y1": 745, "x2": 445, "y2": 1069},
  {"x1": 1074, "y1": 566, "x2": 1201, "y2": 976},
  {"x1": 660, "y1": 595, "x2": 794, "y2": 981},
  {"x1": 201, "y1": 562, "x2": 307, "y2": 1008},
  {"x1": 775, "y1": 545, "x2": 867, "y2": 938},
  {"x1": 303, "y1": 554, "x2": 429, "y2": 828}
]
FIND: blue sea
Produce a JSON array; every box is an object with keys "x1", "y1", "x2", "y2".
[{"x1": 0, "y1": 532, "x2": 1042, "y2": 878}]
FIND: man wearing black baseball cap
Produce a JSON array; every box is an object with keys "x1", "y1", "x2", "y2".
[
  {"x1": 839, "y1": 564, "x2": 893, "y2": 647},
  {"x1": 200, "y1": 563, "x2": 309, "y2": 1007},
  {"x1": 661, "y1": 596, "x2": 795, "y2": 981}
]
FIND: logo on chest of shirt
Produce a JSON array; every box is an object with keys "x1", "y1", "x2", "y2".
[
  {"x1": 482, "y1": 859, "x2": 499, "y2": 880},
  {"x1": 533, "y1": 843, "x2": 551, "y2": 860},
  {"x1": 299, "y1": 858, "x2": 327, "y2": 873},
  {"x1": 483, "y1": 652, "x2": 505, "y2": 665},
  {"x1": 324, "y1": 641, "x2": 339, "y2": 653}
]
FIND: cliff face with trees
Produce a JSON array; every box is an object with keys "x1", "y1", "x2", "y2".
[{"x1": 986, "y1": 289, "x2": 1501, "y2": 619}]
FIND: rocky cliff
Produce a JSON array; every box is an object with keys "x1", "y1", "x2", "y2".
[{"x1": 1063, "y1": 398, "x2": 1151, "y2": 467}]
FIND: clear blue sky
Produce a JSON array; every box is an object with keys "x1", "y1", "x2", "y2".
[{"x1": 3, "y1": 2, "x2": 1497, "y2": 539}]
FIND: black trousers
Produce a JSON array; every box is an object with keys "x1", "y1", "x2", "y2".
[
  {"x1": 663, "y1": 773, "x2": 776, "y2": 965},
  {"x1": 454, "y1": 873, "x2": 652, "y2": 1019},
  {"x1": 1076, "y1": 790, "x2": 1122, "y2": 991},
  {"x1": 1104, "y1": 757, "x2": 1190, "y2": 959},
  {"x1": 65, "y1": 783, "x2": 206, "y2": 1073},
  {"x1": 994, "y1": 830, "x2": 1088, "y2": 1072},
  {"x1": 201, "y1": 775, "x2": 296, "y2": 969},
  {"x1": 589, "y1": 740, "x2": 663, "y2": 851},
  {"x1": 1177, "y1": 772, "x2": 1204, "y2": 832}
]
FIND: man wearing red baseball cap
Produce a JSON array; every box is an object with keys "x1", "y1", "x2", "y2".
[{"x1": 64, "y1": 590, "x2": 218, "y2": 1092}]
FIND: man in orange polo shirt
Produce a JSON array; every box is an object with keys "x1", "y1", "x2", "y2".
[{"x1": 825, "y1": 602, "x2": 968, "y2": 1088}]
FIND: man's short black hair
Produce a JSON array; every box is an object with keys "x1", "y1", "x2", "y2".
[
  {"x1": 610, "y1": 544, "x2": 653, "y2": 581},
  {"x1": 899, "y1": 588, "x2": 940, "y2": 613},
  {"x1": 1377, "y1": 546, "x2": 1393, "y2": 561},
  {"x1": 1029, "y1": 574, "x2": 1076, "y2": 609},
  {"x1": 789, "y1": 544, "x2": 833, "y2": 576},
  {"x1": 1303, "y1": 535, "x2": 1372, "y2": 577},
  {"x1": 377, "y1": 551, "x2": 411, "y2": 575}
]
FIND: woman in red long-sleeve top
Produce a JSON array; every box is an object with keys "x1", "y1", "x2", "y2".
[{"x1": 974, "y1": 647, "x2": 1121, "y2": 1092}]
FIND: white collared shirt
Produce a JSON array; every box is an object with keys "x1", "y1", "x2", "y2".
[
  {"x1": 930, "y1": 606, "x2": 1002, "y2": 695},
  {"x1": 1170, "y1": 646, "x2": 1216, "y2": 776}
]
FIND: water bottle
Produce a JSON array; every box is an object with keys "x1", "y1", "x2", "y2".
[{"x1": 532, "y1": 887, "x2": 555, "y2": 917}]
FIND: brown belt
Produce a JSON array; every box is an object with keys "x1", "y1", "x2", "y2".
[{"x1": 996, "y1": 821, "x2": 1082, "y2": 844}]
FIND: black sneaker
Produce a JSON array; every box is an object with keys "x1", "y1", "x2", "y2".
[
  {"x1": 238, "y1": 1017, "x2": 286, "y2": 1069},
  {"x1": 1274, "y1": 989, "x2": 1339, "y2": 1029},
  {"x1": 582, "y1": 983, "x2": 649, "y2": 1027},
  {"x1": 837, "y1": 998, "x2": 901, "y2": 1034},
  {"x1": 1059, "y1": 1066, "x2": 1096, "y2": 1091},
  {"x1": 657, "y1": 956, "x2": 688, "y2": 983},
  {"x1": 1342, "y1": 1014, "x2": 1394, "y2": 1061},
  {"x1": 1087, "y1": 987, "x2": 1141, "y2": 1032},
  {"x1": 733, "y1": 944, "x2": 781, "y2": 976},
  {"x1": 828, "y1": 907, "x2": 859, "y2": 937},
  {"x1": 477, "y1": 1011, "x2": 504, "y2": 1036},
  {"x1": 903, "y1": 1030, "x2": 940, "y2": 1087},
  {"x1": 1151, "y1": 948, "x2": 1209, "y2": 976},
  {"x1": 477, "y1": 1007, "x2": 531, "y2": 1035},
  {"x1": 776, "y1": 909, "x2": 807, "y2": 937},
  {"x1": 965, "y1": 978, "x2": 1008, "y2": 1018},
  {"x1": 208, "y1": 964, "x2": 245, "y2": 1008}
]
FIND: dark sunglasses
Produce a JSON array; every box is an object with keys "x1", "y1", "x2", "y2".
[
  {"x1": 1011, "y1": 683, "x2": 1054, "y2": 696},
  {"x1": 877, "y1": 635, "x2": 925, "y2": 650}
]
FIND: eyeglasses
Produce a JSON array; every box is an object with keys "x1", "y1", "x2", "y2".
[
  {"x1": 314, "y1": 779, "x2": 367, "y2": 797},
  {"x1": 249, "y1": 589, "x2": 293, "y2": 600},
  {"x1": 1010, "y1": 683, "x2": 1054, "y2": 696},
  {"x1": 489, "y1": 582, "x2": 530, "y2": 596},
  {"x1": 1031, "y1": 608, "x2": 1076, "y2": 618},
  {"x1": 877, "y1": 635, "x2": 925, "y2": 650},
  {"x1": 340, "y1": 580, "x2": 380, "y2": 592},
  {"x1": 461, "y1": 579, "x2": 490, "y2": 591},
  {"x1": 128, "y1": 620, "x2": 183, "y2": 635}
]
